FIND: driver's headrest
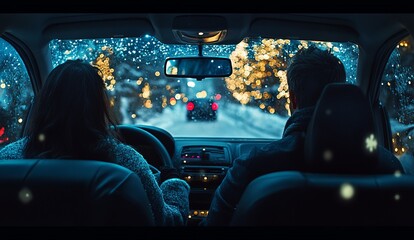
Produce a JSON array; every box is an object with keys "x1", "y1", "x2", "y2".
[{"x1": 305, "y1": 83, "x2": 378, "y2": 174}]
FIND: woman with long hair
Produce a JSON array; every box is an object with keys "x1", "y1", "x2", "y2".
[{"x1": 0, "y1": 59, "x2": 190, "y2": 226}]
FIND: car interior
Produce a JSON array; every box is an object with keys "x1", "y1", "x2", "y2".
[
  {"x1": 231, "y1": 83, "x2": 414, "y2": 226},
  {"x1": 1, "y1": 9, "x2": 414, "y2": 231}
]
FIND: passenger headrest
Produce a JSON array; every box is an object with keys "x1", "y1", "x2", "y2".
[{"x1": 305, "y1": 83, "x2": 378, "y2": 174}]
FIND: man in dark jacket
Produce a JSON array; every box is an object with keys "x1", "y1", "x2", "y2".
[{"x1": 202, "y1": 46, "x2": 404, "y2": 226}]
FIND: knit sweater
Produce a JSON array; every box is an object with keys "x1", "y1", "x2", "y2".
[{"x1": 0, "y1": 137, "x2": 190, "y2": 226}]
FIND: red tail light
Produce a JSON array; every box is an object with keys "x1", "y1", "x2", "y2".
[
  {"x1": 211, "y1": 102, "x2": 218, "y2": 111},
  {"x1": 187, "y1": 102, "x2": 195, "y2": 111}
]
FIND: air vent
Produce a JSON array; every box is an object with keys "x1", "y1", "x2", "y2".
[
  {"x1": 180, "y1": 165, "x2": 229, "y2": 189},
  {"x1": 180, "y1": 145, "x2": 229, "y2": 165},
  {"x1": 182, "y1": 166, "x2": 226, "y2": 174}
]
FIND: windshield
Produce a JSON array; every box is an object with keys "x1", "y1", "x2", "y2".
[{"x1": 49, "y1": 36, "x2": 358, "y2": 139}]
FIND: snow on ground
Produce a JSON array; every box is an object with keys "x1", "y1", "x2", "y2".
[{"x1": 131, "y1": 101, "x2": 288, "y2": 139}]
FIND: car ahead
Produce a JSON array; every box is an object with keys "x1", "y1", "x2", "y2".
[
  {"x1": 186, "y1": 98, "x2": 218, "y2": 121},
  {"x1": 0, "y1": 8, "x2": 414, "y2": 232}
]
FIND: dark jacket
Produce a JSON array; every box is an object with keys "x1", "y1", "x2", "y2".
[{"x1": 203, "y1": 107, "x2": 404, "y2": 226}]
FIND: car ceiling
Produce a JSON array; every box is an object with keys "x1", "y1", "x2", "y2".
[
  {"x1": 0, "y1": 13, "x2": 412, "y2": 47},
  {"x1": 0, "y1": 13, "x2": 412, "y2": 94}
]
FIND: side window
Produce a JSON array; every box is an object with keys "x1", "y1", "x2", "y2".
[
  {"x1": 0, "y1": 38, "x2": 34, "y2": 148},
  {"x1": 379, "y1": 35, "x2": 414, "y2": 159}
]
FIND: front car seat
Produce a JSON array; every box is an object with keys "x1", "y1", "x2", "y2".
[
  {"x1": 230, "y1": 83, "x2": 413, "y2": 226},
  {"x1": 0, "y1": 159, "x2": 154, "y2": 226}
]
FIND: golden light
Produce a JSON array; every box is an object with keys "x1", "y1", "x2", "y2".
[
  {"x1": 144, "y1": 99, "x2": 153, "y2": 108},
  {"x1": 259, "y1": 103, "x2": 265, "y2": 109},
  {"x1": 196, "y1": 90, "x2": 208, "y2": 99},
  {"x1": 285, "y1": 103, "x2": 291, "y2": 116},
  {"x1": 93, "y1": 48, "x2": 116, "y2": 91},
  {"x1": 225, "y1": 38, "x2": 339, "y2": 115},
  {"x1": 326, "y1": 42, "x2": 333, "y2": 48},
  {"x1": 175, "y1": 93, "x2": 181, "y2": 100},
  {"x1": 142, "y1": 83, "x2": 151, "y2": 98},
  {"x1": 0, "y1": 83, "x2": 5, "y2": 89},
  {"x1": 399, "y1": 41, "x2": 409, "y2": 47},
  {"x1": 170, "y1": 67, "x2": 178, "y2": 75},
  {"x1": 131, "y1": 114, "x2": 137, "y2": 119},
  {"x1": 155, "y1": 71, "x2": 160, "y2": 77},
  {"x1": 18, "y1": 118, "x2": 23, "y2": 124},
  {"x1": 169, "y1": 97, "x2": 177, "y2": 106}
]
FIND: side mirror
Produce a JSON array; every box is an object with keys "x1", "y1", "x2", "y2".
[{"x1": 164, "y1": 57, "x2": 232, "y2": 80}]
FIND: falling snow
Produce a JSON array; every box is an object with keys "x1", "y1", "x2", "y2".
[
  {"x1": 365, "y1": 134, "x2": 378, "y2": 153},
  {"x1": 0, "y1": 38, "x2": 34, "y2": 147},
  {"x1": 340, "y1": 183, "x2": 355, "y2": 200},
  {"x1": 46, "y1": 35, "x2": 359, "y2": 138}
]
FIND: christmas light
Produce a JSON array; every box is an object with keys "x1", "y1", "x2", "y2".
[
  {"x1": 93, "y1": 46, "x2": 117, "y2": 91},
  {"x1": 46, "y1": 35, "x2": 358, "y2": 125},
  {"x1": 224, "y1": 38, "x2": 356, "y2": 116}
]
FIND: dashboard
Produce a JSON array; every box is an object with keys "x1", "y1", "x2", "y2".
[
  {"x1": 123, "y1": 125, "x2": 277, "y2": 225},
  {"x1": 174, "y1": 137, "x2": 274, "y2": 225}
]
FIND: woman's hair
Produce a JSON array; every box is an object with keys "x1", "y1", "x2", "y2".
[{"x1": 24, "y1": 59, "x2": 119, "y2": 161}]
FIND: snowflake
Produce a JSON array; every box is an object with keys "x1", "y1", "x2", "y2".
[
  {"x1": 340, "y1": 183, "x2": 354, "y2": 200},
  {"x1": 365, "y1": 134, "x2": 378, "y2": 152}
]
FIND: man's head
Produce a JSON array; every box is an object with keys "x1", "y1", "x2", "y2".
[{"x1": 287, "y1": 45, "x2": 346, "y2": 111}]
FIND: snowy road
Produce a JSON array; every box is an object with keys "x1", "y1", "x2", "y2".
[{"x1": 132, "y1": 102, "x2": 289, "y2": 139}]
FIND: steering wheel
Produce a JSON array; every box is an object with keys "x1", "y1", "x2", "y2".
[{"x1": 116, "y1": 125, "x2": 174, "y2": 172}]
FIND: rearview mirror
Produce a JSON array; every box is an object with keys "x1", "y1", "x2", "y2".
[{"x1": 164, "y1": 57, "x2": 232, "y2": 80}]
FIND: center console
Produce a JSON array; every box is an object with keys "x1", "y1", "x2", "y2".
[{"x1": 178, "y1": 144, "x2": 231, "y2": 225}]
